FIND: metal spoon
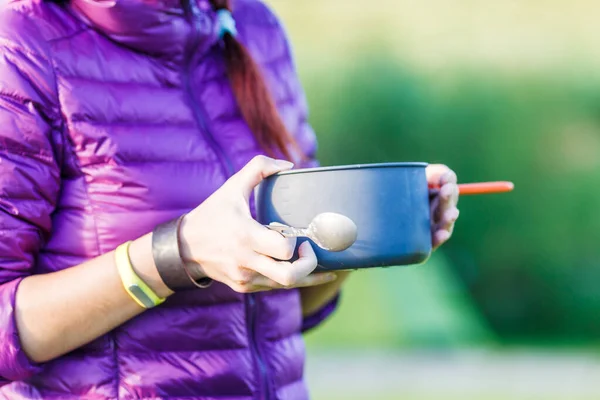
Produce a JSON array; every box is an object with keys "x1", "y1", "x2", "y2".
[{"x1": 266, "y1": 212, "x2": 358, "y2": 252}]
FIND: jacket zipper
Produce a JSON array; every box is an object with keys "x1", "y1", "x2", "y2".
[
  {"x1": 246, "y1": 294, "x2": 271, "y2": 400},
  {"x1": 182, "y1": 0, "x2": 234, "y2": 178},
  {"x1": 181, "y1": 2, "x2": 271, "y2": 399}
]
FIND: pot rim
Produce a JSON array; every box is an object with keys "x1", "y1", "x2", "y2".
[{"x1": 277, "y1": 162, "x2": 429, "y2": 175}]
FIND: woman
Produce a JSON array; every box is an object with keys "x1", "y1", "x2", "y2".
[{"x1": 0, "y1": 0, "x2": 460, "y2": 398}]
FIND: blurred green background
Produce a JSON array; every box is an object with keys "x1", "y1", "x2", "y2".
[{"x1": 267, "y1": 0, "x2": 600, "y2": 399}]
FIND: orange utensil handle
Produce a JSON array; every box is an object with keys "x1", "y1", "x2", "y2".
[
  {"x1": 458, "y1": 181, "x2": 514, "y2": 195},
  {"x1": 429, "y1": 181, "x2": 514, "y2": 195}
]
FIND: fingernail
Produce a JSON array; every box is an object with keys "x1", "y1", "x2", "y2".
[
  {"x1": 323, "y1": 273, "x2": 337, "y2": 282},
  {"x1": 449, "y1": 208, "x2": 460, "y2": 222},
  {"x1": 442, "y1": 171, "x2": 457, "y2": 185},
  {"x1": 285, "y1": 236, "x2": 297, "y2": 249},
  {"x1": 299, "y1": 241, "x2": 314, "y2": 252},
  {"x1": 275, "y1": 159, "x2": 294, "y2": 169},
  {"x1": 437, "y1": 230, "x2": 450, "y2": 243}
]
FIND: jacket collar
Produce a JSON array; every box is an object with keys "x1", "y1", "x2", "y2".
[{"x1": 70, "y1": 0, "x2": 219, "y2": 59}]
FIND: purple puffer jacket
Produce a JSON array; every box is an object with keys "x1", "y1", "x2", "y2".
[{"x1": 0, "y1": 0, "x2": 338, "y2": 398}]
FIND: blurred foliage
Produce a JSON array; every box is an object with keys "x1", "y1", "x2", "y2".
[
  {"x1": 300, "y1": 55, "x2": 600, "y2": 343},
  {"x1": 305, "y1": 253, "x2": 496, "y2": 349},
  {"x1": 267, "y1": 0, "x2": 600, "y2": 345}
]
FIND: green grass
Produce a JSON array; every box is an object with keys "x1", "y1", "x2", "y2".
[
  {"x1": 315, "y1": 397, "x2": 599, "y2": 400},
  {"x1": 316, "y1": 397, "x2": 491, "y2": 400},
  {"x1": 313, "y1": 392, "x2": 600, "y2": 400},
  {"x1": 305, "y1": 252, "x2": 494, "y2": 350}
]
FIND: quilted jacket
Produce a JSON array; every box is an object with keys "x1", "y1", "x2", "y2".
[{"x1": 0, "y1": 0, "x2": 337, "y2": 398}]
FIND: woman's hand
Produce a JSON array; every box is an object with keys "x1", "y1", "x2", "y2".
[
  {"x1": 427, "y1": 164, "x2": 460, "y2": 250},
  {"x1": 179, "y1": 156, "x2": 337, "y2": 293}
]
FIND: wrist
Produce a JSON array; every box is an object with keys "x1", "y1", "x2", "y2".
[
  {"x1": 128, "y1": 234, "x2": 174, "y2": 299},
  {"x1": 152, "y1": 215, "x2": 213, "y2": 291},
  {"x1": 178, "y1": 217, "x2": 209, "y2": 280},
  {"x1": 178, "y1": 215, "x2": 195, "y2": 266},
  {"x1": 185, "y1": 261, "x2": 208, "y2": 281}
]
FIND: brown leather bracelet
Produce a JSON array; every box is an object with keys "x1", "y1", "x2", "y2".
[{"x1": 152, "y1": 215, "x2": 213, "y2": 291}]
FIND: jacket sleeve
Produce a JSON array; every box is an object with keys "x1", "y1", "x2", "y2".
[
  {"x1": 301, "y1": 293, "x2": 340, "y2": 333},
  {"x1": 0, "y1": 26, "x2": 62, "y2": 382}
]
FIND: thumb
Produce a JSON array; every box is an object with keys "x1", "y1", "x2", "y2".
[
  {"x1": 426, "y1": 164, "x2": 457, "y2": 187},
  {"x1": 229, "y1": 155, "x2": 294, "y2": 201}
]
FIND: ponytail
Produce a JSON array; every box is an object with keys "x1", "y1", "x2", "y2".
[{"x1": 209, "y1": 0, "x2": 301, "y2": 161}]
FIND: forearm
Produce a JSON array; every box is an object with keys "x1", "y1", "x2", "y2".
[
  {"x1": 15, "y1": 234, "x2": 171, "y2": 363},
  {"x1": 299, "y1": 271, "x2": 350, "y2": 317}
]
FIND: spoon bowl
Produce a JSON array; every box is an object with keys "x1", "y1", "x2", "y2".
[{"x1": 267, "y1": 212, "x2": 358, "y2": 252}]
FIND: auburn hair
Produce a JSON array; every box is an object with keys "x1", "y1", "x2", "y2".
[{"x1": 209, "y1": 0, "x2": 301, "y2": 161}]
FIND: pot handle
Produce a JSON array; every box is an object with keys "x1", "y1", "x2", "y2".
[{"x1": 429, "y1": 181, "x2": 514, "y2": 196}]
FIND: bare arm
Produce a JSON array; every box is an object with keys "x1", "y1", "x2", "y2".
[
  {"x1": 16, "y1": 234, "x2": 172, "y2": 363},
  {"x1": 15, "y1": 157, "x2": 336, "y2": 365}
]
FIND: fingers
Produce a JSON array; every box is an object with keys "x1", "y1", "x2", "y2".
[
  {"x1": 429, "y1": 167, "x2": 460, "y2": 249},
  {"x1": 227, "y1": 155, "x2": 294, "y2": 201},
  {"x1": 251, "y1": 272, "x2": 337, "y2": 292},
  {"x1": 433, "y1": 207, "x2": 459, "y2": 245},
  {"x1": 431, "y1": 183, "x2": 459, "y2": 222},
  {"x1": 289, "y1": 272, "x2": 337, "y2": 288},
  {"x1": 226, "y1": 242, "x2": 325, "y2": 293},
  {"x1": 440, "y1": 169, "x2": 458, "y2": 186},
  {"x1": 437, "y1": 183, "x2": 459, "y2": 219},
  {"x1": 247, "y1": 241, "x2": 318, "y2": 287},
  {"x1": 245, "y1": 220, "x2": 297, "y2": 260},
  {"x1": 426, "y1": 164, "x2": 458, "y2": 201},
  {"x1": 432, "y1": 186, "x2": 459, "y2": 249},
  {"x1": 432, "y1": 229, "x2": 452, "y2": 249},
  {"x1": 426, "y1": 164, "x2": 452, "y2": 185},
  {"x1": 429, "y1": 191, "x2": 440, "y2": 220},
  {"x1": 436, "y1": 207, "x2": 460, "y2": 231}
]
